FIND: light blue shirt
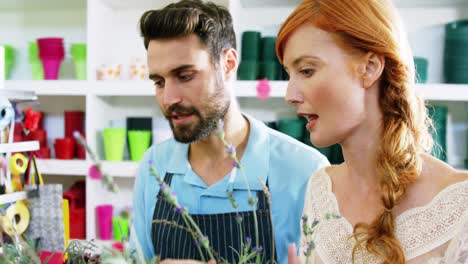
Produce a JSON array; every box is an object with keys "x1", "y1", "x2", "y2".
[{"x1": 131, "y1": 114, "x2": 329, "y2": 263}]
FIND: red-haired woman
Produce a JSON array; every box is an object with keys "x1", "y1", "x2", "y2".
[{"x1": 276, "y1": 0, "x2": 468, "y2": 263}]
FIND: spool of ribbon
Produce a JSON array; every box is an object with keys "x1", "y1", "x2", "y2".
[
  {"x1": 0, "y1": 106, "x2": 14, "y2": 131},
  {"x1": 10, "y1": 153, "x2": 27, "y2": 191},
  {"x1": 1, "y1": 202, "x2": 30, "y2": 235},
  {"x1": 10, "y1": 153, "x2": 27, "y2": 175}
]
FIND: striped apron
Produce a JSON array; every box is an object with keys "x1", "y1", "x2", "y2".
[{"x1": 151, "y1": 173, "x2": 277, "y2": 263}]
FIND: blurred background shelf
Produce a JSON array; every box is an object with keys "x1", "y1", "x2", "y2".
[
  {"x1": 6, "y1": 80, "x2": 468, "y2": 101},
  {"x1": 5, "y1": 80, "x2": 88, "y2": 96},
  {"x1": 0, "y1": 0, "x2": 85, "y2": 11},
  {"x1": 0, "y1": 191, "x2": 27, "y2": 205},
  {"x1": 0, "y1": 141, "x2": 39, "y2": 154},
  {"x1": 415, "y1": 84, "x2": 468, "y2": 101},
  {"x1": 36, "y1": 159, "x2": 139, "y2": 177},
  {"x1": 0, "y1": 89, "x2": 37, "y2": 101}
]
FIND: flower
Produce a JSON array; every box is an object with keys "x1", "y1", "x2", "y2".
[
  {"x1": 199, "y1": 235, "x2": 210, "y2": 249},
  {"x1": 235, "y1": 213, "x2": 242, "y2": 224},
  {"x1": 254, "y1": 246, "x2": 263, "y2": 254},
  {"x1": 302, "y1": 215, "x2": 308, "y2": 223},
  {"x1": 227, "y1": 145, "x2": 235, "y2": 154},
  {"x1": 232, "y1": 161, "x2": 239, "y2": 168},
  {"x1": 175, "y1": 205, "x2": 184, "y2": 214},
  {"x1": 248, "y1": 197, "x2": 257, "y2": 207},
  {"x1": 303, "y1": 246, "x2": 312, "y2": 257},
  {"x1": 88, "y1": 164, "x2": 103, "y2": 180},
  {"x1": 244, "y1": 236, "x2": 251, "y2": 246}
]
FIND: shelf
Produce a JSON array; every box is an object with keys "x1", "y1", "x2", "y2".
[
  {"x1": 92, "y1": 80, "x2": 155, "y2": 96},
  {"x1": 99, "y1": 0, "x2": 230, "y2": 10},
  {"x1": 36, "y1": 159, "x2": 89, "y2": 176},
  {"x1": 4, "y1": 81, "x2": 468, "y2": 101},
  {"x1": 0, "y1": 141, "x2": 39, "y2": 154},
  {"x1": 91, "y1": 80, "x2": 287, "y2": 98},
  {"x1": 0, "y1": 0, "x2": 85, "y2": 11},
  {"x1": 0, "y1": 191, "x2": 27, "y2": 205},
  {"x1": 36, "y1": 159, "x2": 138, "y2": 178},
  {"x1": 415, "y1": 83, "x2": 468, "y2": 101},
  {"x1": 395, "y1": 0, "x2": 468, "y2": 8},
  {"x1": 101, "y1": 161, "x2": 139, "y2": 178},
  {"x1": 5, "y1": 81, "x2": 88, "y2": 96},
  {"x1": 240, "y1": 0, "x2": 300, "y2": 8},
  {"x1": 70, "y1": 239, "x2": 129, "y2": 254},
  {"x1": 236, "y1": 80, "x2": 287, "y2": 97},
  {"x1": 0, "y1": 89, "x2": 37, "y2": 101},
  {"x1": 239, "y1": 0, "x2": 468, "y2": 8}
]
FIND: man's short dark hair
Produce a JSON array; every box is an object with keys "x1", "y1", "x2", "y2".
[{"x1": 139, "y1": 0, "x2": 236, "y2": 65}]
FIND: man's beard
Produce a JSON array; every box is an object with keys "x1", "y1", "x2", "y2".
[{"x1": 164, "y1": 75, "x2": 230, "y2": 143}]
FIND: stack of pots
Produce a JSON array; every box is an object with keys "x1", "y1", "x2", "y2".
[{"x1": 37, "y1": 37, "x2": 65, "y2": 80}]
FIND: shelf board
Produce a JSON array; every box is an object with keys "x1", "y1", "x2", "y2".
[
  {"x1": 239, "y1": 0, "x2": 468, "y2": 8},
  {"x1": 0, "y1": 89, "x2": 37, "y2": 101},
  {"x1": 4, "y1": 80, "x2": 468, "y2": 101},
  {"x1": 0, "y1": 141, "x2": 39, "y2": 154},
  {"x1": 0, "y1": 0, "x2": 85, "y2": 11},
  {"x1": 415, "y1": 83, "x2": 468, "y2": 101},
  {"x1": 236, "y1": 80, "x2": 287, "y2": 97},
  {"x1": 0, "y1": 191, "x2": 27, "y2": 205},
  {"x1": 70, "y1": 239, "x2": 128, "y2": 254},
  {"x1": 36, "y1": 159, "x2": 90, "y2": 176},
  {"x1": 36, "y1": 159, "x2": 138, "y2": 178},
  {"x1": 101, "y1": 161, "x2": 139, "y2": 178},
  {"x1": 395, "y1": 0, "x2": 468, "y2": 8},
  {"x1": 5, "y1": 80, "x2": 88, "y2": 96},
  {"x1": 92, "y1": 80, "x2": 155, "y2": 96},
  {"x1": 99, "y1": 0, "x2": 229, "y2": 10}
]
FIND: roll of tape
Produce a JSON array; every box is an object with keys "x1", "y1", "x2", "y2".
[
  {"x1": 0, "y1": 106, "x2": 14, "y2": 130},
  {"x1": 2, "y1": 202, "x2": 30, "y2": 235},
  {"x1": 10, "y1": 153, "x2": 27, "y2": 175}
]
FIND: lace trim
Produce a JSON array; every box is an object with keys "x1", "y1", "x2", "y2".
[{"x1": 306, "y1": 168, "x2": 468, "y2": 263}]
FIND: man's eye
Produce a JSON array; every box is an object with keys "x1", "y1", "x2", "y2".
[
  {"x1": 179, "y1": 74, "x2": 193, "y2": 82},
  {"x1": 153, "y1": 80, "x2": 164, "y2": 88},
  {"x1": 300, "y1": 69, "x2": 315, "y2": 77}
]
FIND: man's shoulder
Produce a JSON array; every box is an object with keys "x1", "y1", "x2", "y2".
[
  {"x1": 266, "y1": 126, "x2": 327, "y2": 163},
  {"x1": 139, "y1": 137, "x2": 179, "y2": 171}
]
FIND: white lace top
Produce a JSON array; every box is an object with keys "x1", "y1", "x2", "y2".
[{"x1": 300, "y1": 168, "x2": 468, "y2": 264}]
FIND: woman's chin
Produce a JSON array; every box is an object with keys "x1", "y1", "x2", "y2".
[{"x1": 310, "y1": 135, "x2": 336, "y2": 148}]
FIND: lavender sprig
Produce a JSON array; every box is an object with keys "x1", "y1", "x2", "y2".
[
  {"x1": 73, "y1": 131, "x2": 119, "y2": 193},
  {"x1": 215, "y1": 119, "x2": 262, "y2": 263},
  {"x1": 149, "y1": 162, "x2": 215, "y2": 262},
  {"x1": 301, "y1": 213, "x2": 340, "y2": 263}
]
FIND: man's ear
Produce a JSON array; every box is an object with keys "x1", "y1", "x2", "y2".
[
  {"x1": 361, "y1": 52, "x2": 385, "y2": 88},
  {"x1": 221, "y1": 48, "x2": 238, "y2": 80}
]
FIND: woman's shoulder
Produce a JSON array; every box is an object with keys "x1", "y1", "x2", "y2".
[
  {"x1": 419, "y1": 154, "x2": 468, "y2": 194},
  {"x1": 402, "y1": 154, "x2": 468, "y2": 213}
]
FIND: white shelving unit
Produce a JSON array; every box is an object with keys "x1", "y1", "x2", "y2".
[
  {"x1": 0, "y1": 90, "x2": 39, "y2": 206},
  {"x1": 36, "y1": 159, "x2": 139, "y2": 177},
  {"x1": 2, "y1": 0, "x2": 468, "y2": 240}
]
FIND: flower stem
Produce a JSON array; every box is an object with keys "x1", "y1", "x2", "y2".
[
  {"x1": 181, "y1": 216, "x2": 206, "y2": 262},
  {"x1": 184, "y1": 213, "x2": 216, "y2": 261}
]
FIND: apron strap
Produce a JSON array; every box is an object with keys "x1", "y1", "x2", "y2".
[
  {"x1": 161, "y1": 172, "x2": 271, "y2": 211},
  {"x1": 162, "y1": 172, "x2": 175, "y2": 186}
]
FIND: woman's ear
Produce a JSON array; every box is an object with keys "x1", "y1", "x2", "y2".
[
  {"x1": 361, "y1": 52, "x2": 385, "y2": 88},
  {"x1": 222, "y1": 48, "x2": 238, "y2": 80}
]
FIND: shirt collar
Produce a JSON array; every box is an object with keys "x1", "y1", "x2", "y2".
[
  {"x1": 231, "y1": 113, "x2": 270, "y2": 191},
  {"x1": 165, "y1": 113, "x2": 271, "y2": 192}
]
